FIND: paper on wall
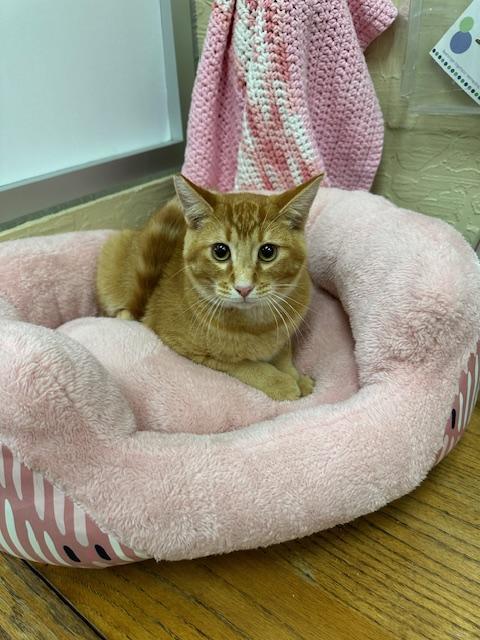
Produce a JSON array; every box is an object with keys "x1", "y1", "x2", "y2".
[{"x1": 429, "y1": 0, "x2": 480, "y2": 105}]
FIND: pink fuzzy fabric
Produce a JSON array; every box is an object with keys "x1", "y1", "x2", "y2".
[
  {"x1": 0, "y1": 188, "x2": 479, "y2": 561},
  {"x1": 182, "y1": 0, "x2": 397, "y2": 192}
]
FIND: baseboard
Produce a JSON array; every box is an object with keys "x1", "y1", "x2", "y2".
[{"x1": 0, "y1": 175, "x2": 175, "y2": 242}]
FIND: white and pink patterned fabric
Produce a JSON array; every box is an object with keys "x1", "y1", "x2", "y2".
[
  {"x1": 0, "y1": 188, "x2": 479, "y2": 567},
  {"x1": 0, "y1": 445, "x2": 148, "y2": 567},
  {"x1": 182, "y1": 0, "x2": 397, "y2": 192},
  {"x1": 435, "y1": 344, "x2": 480, "y2": 464}
]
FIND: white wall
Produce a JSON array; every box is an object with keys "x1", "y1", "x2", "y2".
[{"x1": 0, "y1": 0, "x2": 180, "y2": 189}]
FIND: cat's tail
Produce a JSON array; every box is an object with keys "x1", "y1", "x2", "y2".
[{"x1": 127, "y1": 198, "x2": 185, "y2": 320}]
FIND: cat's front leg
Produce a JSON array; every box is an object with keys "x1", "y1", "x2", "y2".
[
  {"x1": 203, "y1": 358, "x2": 301, "y2": 401},
  {"x1": 270, "y1": 342, "x2": 315, "y2": 397}
]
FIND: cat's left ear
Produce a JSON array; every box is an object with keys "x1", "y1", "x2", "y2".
[
  {"x1": 174, "y1": 174, "x2": 215, "y2": 229},
  {"x1": 277, "y1": 174, "x2": 324, "y2": 230}
]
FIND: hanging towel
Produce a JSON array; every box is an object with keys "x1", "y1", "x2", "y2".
[{"x1": 182, "y1": 0, "x2": 397, "y2": 192}]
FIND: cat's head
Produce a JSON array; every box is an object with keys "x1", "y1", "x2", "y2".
[{"x1": 174, "y1": 174, "x2": 322, "y2": 310}]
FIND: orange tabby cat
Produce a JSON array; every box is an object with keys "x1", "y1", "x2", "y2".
[{"x1": 96, "y1": 174, "x2": 321, "y2": 400}]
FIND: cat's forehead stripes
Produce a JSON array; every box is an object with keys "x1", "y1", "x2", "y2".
[{"x1": 214, "y1": 198, "x2": 274, "y2": 240}]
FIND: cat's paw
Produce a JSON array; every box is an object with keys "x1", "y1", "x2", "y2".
[
  {"x1": 298, "y1": 374, "x2": 315, "y2": 397},
  {"x1": 264, "y1": 372, "x2": 302, "y2": 402},
  {"x1": 116, "y1": 309, "x2": 134, "y2": 321}
]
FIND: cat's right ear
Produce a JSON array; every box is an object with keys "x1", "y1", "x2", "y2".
[{"x1": 174, "y1": 175, "x2": 213, "y2": 230}]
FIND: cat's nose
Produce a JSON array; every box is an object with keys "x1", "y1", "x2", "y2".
[{"x1": 235, "y1": 285, "x2": 254, "y2": 299}]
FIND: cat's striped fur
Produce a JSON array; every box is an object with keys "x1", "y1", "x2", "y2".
[{"x1": 96, "y1": 175, "x2": 321, "y2": 400}]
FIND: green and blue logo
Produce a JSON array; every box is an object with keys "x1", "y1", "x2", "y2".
[{"x1": 450, "y1": 17, "x2": 475, "y2": 54}]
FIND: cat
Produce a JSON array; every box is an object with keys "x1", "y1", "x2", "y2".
[{"x1": 96, "y1": 174, "x2": 322, "y2": 401}]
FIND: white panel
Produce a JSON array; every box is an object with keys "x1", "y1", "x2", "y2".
[{"x1": 0, "y1": 0, "x2": 176, "y2": 188}]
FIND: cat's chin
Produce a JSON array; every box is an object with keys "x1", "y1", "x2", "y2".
[{"x1": 220, "y1": 298, "x2": 261, "y2": 310}]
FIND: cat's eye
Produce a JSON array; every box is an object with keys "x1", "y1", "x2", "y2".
[
  {"x1": 212, "y1": 243, "x2": 231, "y2": 261},
  {"x1": 258, "y1": 244, "x2": 278, "y2": 262}
]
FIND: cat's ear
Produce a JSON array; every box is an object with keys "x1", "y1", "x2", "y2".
[
  {"x1": 174, "y1": 175, "x2": 214, "y2": 229},
  {"x1": 277, "y1": 174, "x2": 323, "y2": 230}
]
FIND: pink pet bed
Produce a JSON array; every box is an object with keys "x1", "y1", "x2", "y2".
[{"x1": 0, "y1": 188, "x2": 479, "y2": 568}]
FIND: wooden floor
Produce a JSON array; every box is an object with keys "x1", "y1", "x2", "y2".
[{"x1": 1, "y1": 409, "x2": 479, "y2": 640}]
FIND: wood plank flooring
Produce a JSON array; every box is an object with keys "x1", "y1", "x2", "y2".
[
  {"x1": 0, "y1": 554, "x2": 100, "y2": 639},
  {"x1": 1, "y1": 408, "x2": 478, "y2": 639}
]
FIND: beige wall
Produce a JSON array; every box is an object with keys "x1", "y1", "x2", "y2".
[
  {"x1": 193, "y1": 0, "x2": 212, "y2": 56},
  {"x1": 194, "y1": 0, "x2": 480, "y2": 245},
  {"x1": 0, "y1": 177, "x2": 174, "y2": 242}
]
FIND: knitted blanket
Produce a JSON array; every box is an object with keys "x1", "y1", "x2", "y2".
[{"x1": 182, "y1": 0, "x2": 397, "y2": 192}]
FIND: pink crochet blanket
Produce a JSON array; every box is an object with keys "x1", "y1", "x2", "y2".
[{"x1": 183, "y1": 0, "x2": 397, "y2": 192}]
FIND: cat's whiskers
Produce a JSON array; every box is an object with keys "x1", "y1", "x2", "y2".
[
  {"x1": 191, "y1": 295, "x2": 217, "y2": 338},
  {"x1": 271, "y1": 296, "x2": 307, "y2": 338},
  {"x1": 273, "y1": 291, "x2": 311, "y2": 314},
  {"x1": 269, "y1": 294, "x2": 307, "y2": 340},
  {"x1": 271, "y1": 289, "x2": 311, "y2": 326},
  {"x1": 165, "y1": 264, "x2": 188, "y2": 282},
  {"x1": 274, "y1": 284, "x2": 303, "y2": 289},
  {"x1": 200, "y1": 298, "x2": 223, "y2": 343},
  {"x1": 206, "y1": 298, "x2": 224, "y2": 341},
  {"x1": 184, "y1": 293, "x2": 213, "y2": 314},
  {"x1": 268, "y1": 295, "x2": 293, "y2": 345},
  {"x1": 282, "y1": 308, "x2": 306, "y2": 341},
  {"x1": 194, "y1": 300, "x2": 215, "y2": 338},
  {"x1": 273, "y1": 283, "x2": 308, "y2": 296},
  {"x1": 192, "y1": 305, "x2": 212, "y2": 335},
  {"x1": 265, "y1": 298, "x2": 280, "y2": 346},
  {"x1": 194, "y1": 293, "x2": 226, "y2": 343},
  {"x1": 202, "y1": 297, "x2": 218, "y2": 338}
]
